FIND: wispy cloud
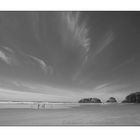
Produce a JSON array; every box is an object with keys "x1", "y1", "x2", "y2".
[
  {"x1": 28, "y1": 55, "x2": 48, "y2": 73},
  {"x1": 92, "y1": 31, "x2": 114, "y2": 59},
  {"x1": 72, "y1": 30, "x2": 115, "y2": 82},
  {"x1": 111, "y1": 57, "x2": 136, "y2": 72},
  {"x1": 0, "y1": 46, "x2": 19, "y2": 65},
  {"x1": 94, "y1": 82, "x2": 112, "y2": 91},
  {"x1": 60, "y1": 12, "x2": 90, "y2": 56},
  {"x1": 0, "y1": 45, "x2": 53, "y2": 75},
  {"x1": 91, "y1": 82, "x2": 131, "y2": 101},
  {"x1": 0, "y1": 50, "x2": 11, "y2": 64},
  {"x1": 93, "y1": 79, "x2": 122, "y2": 91},
  {"x1": 2, "y1": 46, "x2": 14, "y2": 53},
  {"x1": 29, "y1": 12, "x2": 40, "y2": 42},
  {"x1": 60, "y1": 12, "x2": 91, "y2": 81},
  {"x1": 27, "y1": 55, "x2": 53, "y2": 75},
  {"x1": 0, "y1": 80, "x2": 79, "y2": 101},
  {"x1": 0, "y1": 87, "x2": 75, "y2": 101}
]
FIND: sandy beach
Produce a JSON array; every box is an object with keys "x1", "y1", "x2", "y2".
[{"x1": 0, "y1": 103, "x2": 139, "y2": 125}]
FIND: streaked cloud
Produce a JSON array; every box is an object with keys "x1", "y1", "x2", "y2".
[
  {"x1": 91, "y1": 83, "x2": 131, "y2": 101},
  {"x1": 94, "y1": 82, "x2": 112, "y2": 91},
  {"x1": 111, "y1": 57, "x2": 136, "y2": 72},
  {"x1": 2, "y1": 46, "x2": 14, "y2": 53},
  {"x1": 0, "y1": 46, "x2": 19, "y2": 65},
  {"x1": 0, "y1": 80, "x2": 80, "y2": 101},
  {"x1": 0, "y1": 45, "x2": 53, "y2": 75},
  {"x1": 0, "y1": 50, "x2": 11, "y2": 64},
  {"x1": 0, "y1": 12, "x2": 139, "y2": 101},
  {"x1": 27, "y1": 55, "x2": 53, "y2": 75},
  {"x1": 92, "y1": 31, "x2": 114, "y2": 59},
  {"x1": 0, "y1": 87, "x2": 75, "y2": 101},
  {"x1": 29, "y1": 12, "x2": 40, "y2": 41},
  {"x1": 60, "y1": 12, "x2": 90, "y2": 57},
  {"x1": 60, "y1": 12, "x2": 91, "y2": 81}
]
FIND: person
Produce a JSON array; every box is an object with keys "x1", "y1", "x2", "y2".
[{"x1": 37, "y1": 104, "x2": 40, "y2": 109}]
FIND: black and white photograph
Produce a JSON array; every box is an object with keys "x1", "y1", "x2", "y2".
[{"x1": 0, "y1": 11, "x2": 140, "y2": 126}]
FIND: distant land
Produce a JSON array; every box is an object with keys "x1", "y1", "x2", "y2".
[{"x1": 0, "y1": 91, "x2": 140, "y2": 104}]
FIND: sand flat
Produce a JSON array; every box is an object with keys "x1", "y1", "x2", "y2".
[{"x1": 0, "y1": 103, "x2": 139, "y2": 125}]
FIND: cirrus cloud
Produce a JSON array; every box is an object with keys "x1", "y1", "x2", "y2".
[
  {"x1": 0, "y1": 45, "x2": 53, "y2": 75},
  {"x1": 60, "y1": 12, "x2": 90, "y2": 58}
]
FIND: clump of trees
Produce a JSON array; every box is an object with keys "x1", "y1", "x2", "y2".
[
  {"x1": 78, "y1": 98, "x2": 102, "y2": 103},
  {"x1": 122, "y1": 92, "x2": 140, "y2": 103},
  {"x1": 78, "y1": 92, "x2": 140, "y2": 104},
  {"x1": 106, "y1": 97, "x2": 117, "y2": 103}
]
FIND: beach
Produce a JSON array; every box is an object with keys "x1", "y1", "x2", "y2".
[{"x1": 0, "y1": 103, "x2": 139, "y2": 125}]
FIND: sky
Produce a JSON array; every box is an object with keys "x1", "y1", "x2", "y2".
[{"x1": 0, "y1": 11, "x2": 140, "y2": 102}]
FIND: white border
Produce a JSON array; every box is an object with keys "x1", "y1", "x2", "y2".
[
  {"x1": 0, "y1": 127, "x2": 138, "y2": 140},
  {"x1": 0, "y1": 0, "x2": 139, "y2": 10}
]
